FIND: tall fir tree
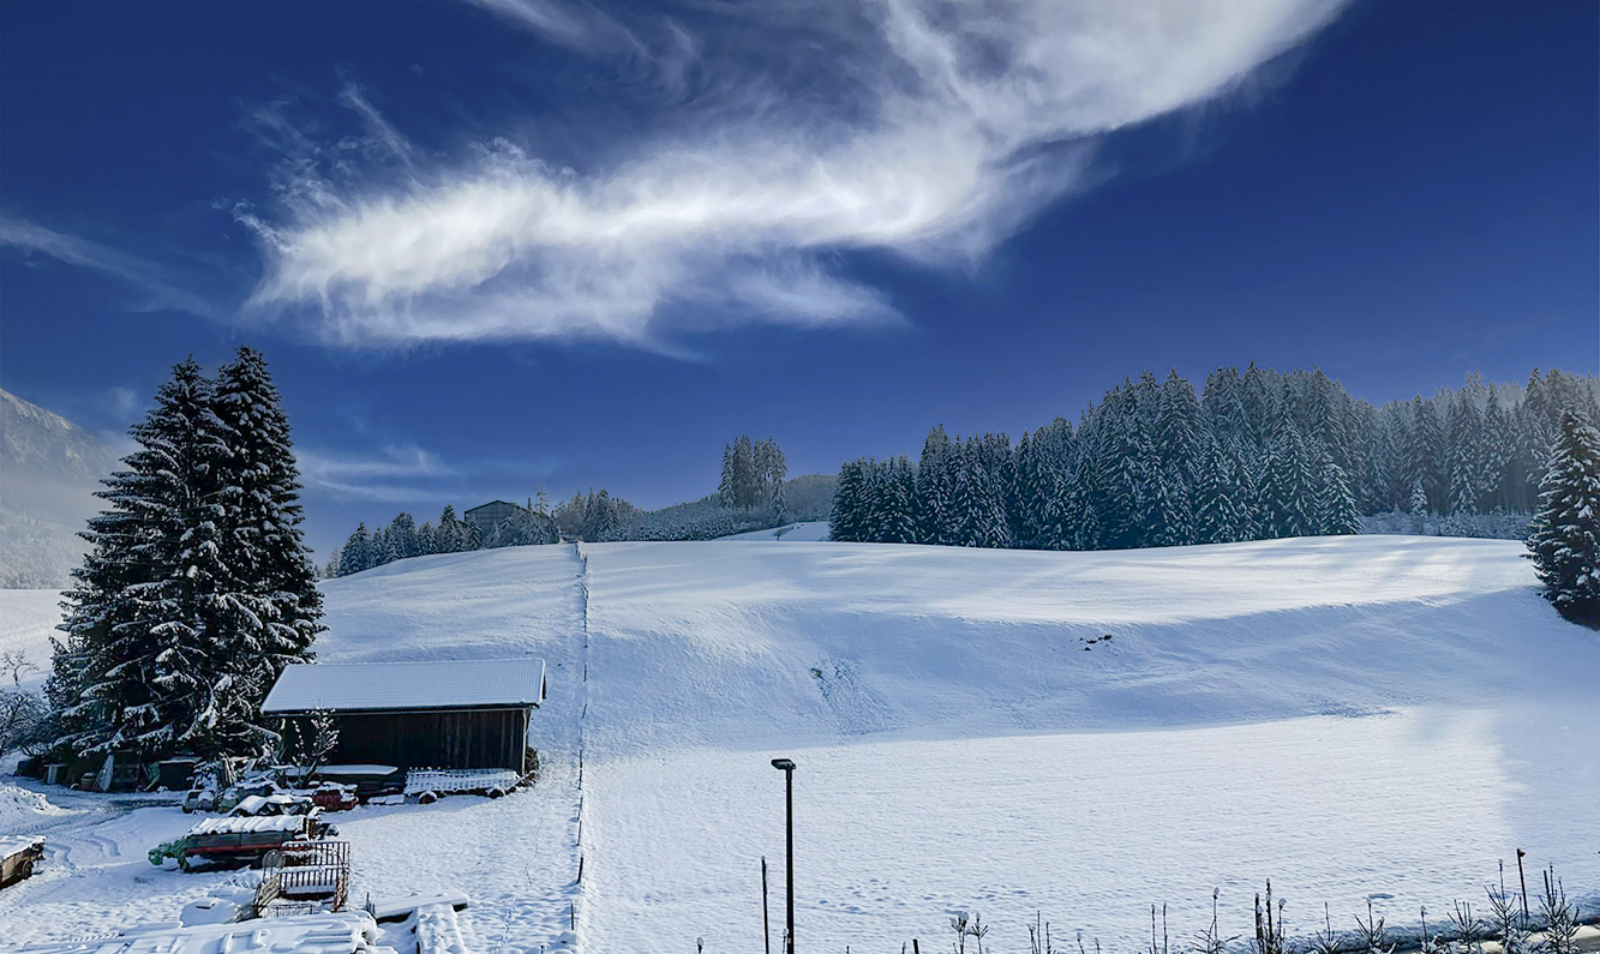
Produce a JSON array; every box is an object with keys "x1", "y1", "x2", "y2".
[
  {"x1": 953, "y1": 437, "x2": 1012, "y2": 548},
  {"x1": 1193, "y1": 438, "x2": 1242, "y2": 544},
  {"x1": 1260, "y1": 424, "x2": 1315, "y2": 538},
  {"x1": 1481, "y1": 388, "x2": 1510, "y2": 509},
  {"x1": 829, "y1": 459, "x2": 868, "y2": 542},
  {"x1": 437, "y1": 505, "x2": 465, "y2": 553},
  {"x1": 1444, "y1": 389, "x2": 1483, "y2": 515},
  {"x1": 209, "y1": 346, "x2": 323, "y2": 746},
  {"x1": 1525, "y1": 410, "x2": 1600, "y2": 625},
  {"x1": 1405, "y1": 395, "x2": 1448, "y2": 513},
  {"x1": 51, "y1": 353, "x2": 323, "y2": 763},
  {"x1": 53, "y1": 358, "x2": 226, "y2": 757},
  {"x1": 917, "y1": 426, "x2": 959, "y2": 545},
  {"x1": 877, "y1": 457, "x2": 920, "y2": 544},
  {"x1": 1313, "y1": 448, "x2": 1362, "y2": 536},
  {"x1": 340, "y1": 524, "x2": 372, "y2": 576},
  {"x1": 386, "y1": 512, "x2": 419, "y2": 560}
]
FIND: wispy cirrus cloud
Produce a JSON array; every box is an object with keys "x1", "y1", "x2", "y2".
[
  {"x1": 0, "y1": 218, "x2": 219, "y2": 318},
  {"x1": 296, "y1": 443, "x2": 560, "y2": 505},
  {"x1": 463, "y1": 0, "x2": 643, "y2": 56},
  {"x1": 296, "y1": 444, "x2": 460, "y2": 502},
  {"x1": 242, "y1": 0, "x2": 1348, "y2": 351}
]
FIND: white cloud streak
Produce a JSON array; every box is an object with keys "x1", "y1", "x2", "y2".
[
  {"x1": 244, "y1": 0, "x2": 1348, "y2": 350},
  {"x1": 463, "y1": 0, "x2": 644, "y2": 55},
  {"x1": 0, "y1": 218, "x2": 218, "y2": 318},
  {"x1": 295, "y1": 445, "x2": 462, "y2": 503}
]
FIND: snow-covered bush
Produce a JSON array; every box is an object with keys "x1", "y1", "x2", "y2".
[
  {"x1": 0, "y1": 687, "x2": 48, "y2": 758},
  {"x1": 1356, "y1": 510, "x2": 1534, "y2": 540}
]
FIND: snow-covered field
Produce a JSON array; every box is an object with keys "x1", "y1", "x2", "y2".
[
  {"x1": 0, "y1": 588, "x2": 62, "y2": 691},
  {"x1": 1, "y1": 536, "x2": 1596, "y2": 953},
  {"x1": 715, "y1": 520, "x2": 832, "y2": 542}
]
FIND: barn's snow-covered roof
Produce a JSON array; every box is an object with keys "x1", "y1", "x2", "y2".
[{"x1": 261, "y1": 657, "x2": 546, "y2": 715}]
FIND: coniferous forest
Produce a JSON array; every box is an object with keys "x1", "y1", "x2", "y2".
[{"x1": 829, "y1": 365, "x2": 1600, "y2": 550}]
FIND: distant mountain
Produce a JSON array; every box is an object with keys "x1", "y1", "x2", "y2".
[{"x1": 0, "y1": 387, "x2": 122, "y2": 587}]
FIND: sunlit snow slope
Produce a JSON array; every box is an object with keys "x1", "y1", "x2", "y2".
[
  {"x1": 1, "y1": 536, "x2": 1595, "y2": 954},
  {"x1": 580, "y1": 535, "x2": 1594, "y2": 750},
  {"x1": 571, "y1": 536, "x2": 1598, "y2": 953}
]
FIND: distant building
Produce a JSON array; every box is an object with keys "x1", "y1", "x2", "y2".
[
  {"x1": 262, "y1": 657, "x2": 547, "y2": 773},
  {"x1": 464, "y1": 500, "x2": 527, "y2": 538}
]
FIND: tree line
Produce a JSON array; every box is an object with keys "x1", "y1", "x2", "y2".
[
  {"x1": 719, "y1": 436, "x2": 788, "y2": 513},
  {"x1": 326, "y1": 435, "x2": 792, "y2": 577},
  {"x1": 326, "y1": 499, "x2": 562, "y2": 578},
  {"x1": 830, "y1": 365, "x2": 1600, "y2": 550}
]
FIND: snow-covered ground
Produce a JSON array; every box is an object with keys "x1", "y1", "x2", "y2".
[
  {"x1": 0, "y1": 588, "x2": 62, "y2": 691},
  {"x1": 715, "y1": 520, "x2": 831, "y2": 542},
  {"x1": 1, "y1": 537, "x2": 1596, "y2": 954}
]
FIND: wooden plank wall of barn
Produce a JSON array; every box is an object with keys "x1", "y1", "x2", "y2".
[{"x1": 328, "y1": 709, "x2": 530, "y2": 771}]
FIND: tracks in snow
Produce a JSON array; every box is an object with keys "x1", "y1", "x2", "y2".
[{"x1": 570, "y1": 542, "x2": 594, "y2": 953}]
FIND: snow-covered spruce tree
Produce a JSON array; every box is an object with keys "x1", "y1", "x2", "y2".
[
  {"x1": 1149, "y1": 462, "x2": 1195, "y2": 547},
  {"x1": 829, "y1": 459, "x2": 868, "y2": 542},
  {"x1": 917, "y1": 426, "x2": 959, "y2": 545},
  {"x1": 954, "y1": 437, "x2": 1012, "y2": 548},
  {"x1": 1409, "y1": 477, "x2": 1429, "y2": 534},
  {"x1": 436, "y1": 505, "x2": 466, "y2": 553},
  {"x1": 1446, "y1": 388, "x2": 1483, "y2": 515},
  {"x1": 1157, "y1": 369, "x2": 1203, "y2": 500},
  {"x1": 386, "y1": 512, "x2": 418, "y2": 560},
  {"x1": 719, "y1": 435, "x2": 783, "y2": 511},
  {"x1": 53, "y1": 353, "x2": 323, "y2": 763},
  {"x1": 1313, "y1": 449, "x2": 1362, "y2": 536},
  {"x1": 1525, "y1": 409, "x2": 1600, "y2": 625},
  {"x1": 210, "y1": 346, "x2": 323, "y2": 733},
  {"x1": 1406, "y1": 395, "x2": 1447, "y2": 513},
  {"x1": 1481, "y1": 388, "x2": 1510, "y2": 509},
  {"x1": 55, "y1": 357, "x2": 231, "y2": 759},
  {"x1": 756, "y1": 438, "x2": 788, "y2": 515},
  {"x1": 582, "y1": 489, "x2": 622, "y2": 540},
  {"x1": 877, "y1": 457, "x2": 919, "y2": 544},
  {"x1": 415, "y1": 520, "x2": 437, "y2": 556},
  {"x1": 1193, "y1": 439, "x2": 1242, "y2": 544},
  {"x1": 1259, "y1": 422, "x2": 1314, "y2": 539},
  {"x1": 339, "y1": 523, "x2": 372, "y2": 576}
]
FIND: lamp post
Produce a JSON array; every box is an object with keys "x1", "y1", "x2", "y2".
[{"x1": 771, "y1": 758, "x2": 796, "y2": 954}]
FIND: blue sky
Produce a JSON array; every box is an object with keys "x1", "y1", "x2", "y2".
[{"x1": 2, "y1": 0, "x2": 1595, "y2": 558}]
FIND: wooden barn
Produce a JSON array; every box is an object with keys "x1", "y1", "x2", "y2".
[
  {"x1": 464, "y1": 499, "x2": 527, "y2": 537},
  {"x1": 261, "y1": 658, "x2": 546, "y2": 774}
]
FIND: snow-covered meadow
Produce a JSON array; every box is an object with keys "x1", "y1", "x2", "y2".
[
  {"x1": 0, "y1": 588, "x2": 62, "y2": 691},
  {"x1": 0, "y1": 536, "x2": 1596, "y2": 952}
]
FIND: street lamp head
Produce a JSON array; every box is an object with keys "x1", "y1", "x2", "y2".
[{"x1": 771, "y1": 758, "x2": 796, "y2": 771}]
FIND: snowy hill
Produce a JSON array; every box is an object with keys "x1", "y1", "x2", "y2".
[
  {"x1": 2, "y1": 536, "x2": 1596, "y2": 953},
  {"x1": 714, "y1": 520, "x2": 831, "y2": 542}
]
